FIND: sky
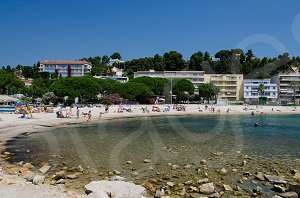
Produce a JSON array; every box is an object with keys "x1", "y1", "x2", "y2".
[{"x1": 1, "y1": 0, "x2": 300, "y2": 66}]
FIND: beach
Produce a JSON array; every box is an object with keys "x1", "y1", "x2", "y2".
[{"x1": 0, "y1": 104, "x2": 300, "y2": 197}]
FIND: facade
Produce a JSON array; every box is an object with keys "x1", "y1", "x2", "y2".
[
  {"x1": 244, "y1": 79, "x2": 278, "y2": 104},
  {"x1": 271, "y1": 67, "x2": 300, "y2": 104},
  {"x1": 204, "y1": 74, "x2": 244, "y2": 101},
  {"x1": 108, "y1": 59, "x2": 125, "y2": 66},
  {"x1": 39, "y1": 60, "x2": 92, "y2": 77},
  {"x1": 93, "y1": 66, "x2": 128, "y2": 83},
  {"x1": 134, "y1": 70, "x2": 205, "y2": 92}
]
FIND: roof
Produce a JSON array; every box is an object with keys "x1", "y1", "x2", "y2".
[
  {"x1": 0, "y1": 95, "x2": 18, "y2": 102},
  {"x1": 40, "y1": 60, "x2": 91, "y2": 65}
]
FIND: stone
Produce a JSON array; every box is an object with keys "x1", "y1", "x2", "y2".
[
  {"x1": 126, "y1": 161, "x2": 132, "y2": 165},
  {"x1": 219, "y1": 168, "x2": 227, "y2": 175},
  {"x1": 85, "y1": 181, "x2": 147, "y2": 198},
  {"x1": 255, "y1": 186, "x2": 263, "y2": 195},
  {"x1": 66, "y1": 174, "x2": 78, "y2": 179},
  {"x1": 264, "y1": 174, "x2": 287, "y2": 184},
  {"x1": 22, "y1": 170, "x2": 35, "y2": 182},
  {"x1": 200, "y1": 160, "x2": 207, "y2": 165},
  {"x1": 155, "y1": 189, "x2": 165, "y2": 197},
  {"x1": 198, "y1": 178, "x2": 209, "y2": 184},
  {"x1": 232, "y1": 168, "x2": 238, "y2": 172},
  {"x1": 54, "y1": 171, "x2": 66, "y2": 180},
  {"x1": 113, "y1": 170, "x2": 121, "y2": 175},
  {"x1": 291, "y1": 169, "x2": 299, "y2": 175},
  {"x1": 293, "y1": 173, "x2": 300, "y2": 183},
  {"x1": 188, "y1": 186, "x2": 198, "y2": 192},
  {"x1": 171, "y1": 165, "x2": 179, "y2": 170},
  {"x1": 144, "y1": 182, "x2": 156, "y2": 193},
  {"x1": 166, "y1": 182, "x2": 174, "y2": 187},
  {"x1": 32, "y1": 175, "x2": 45, "y2": 185},
  {"x1": 278, "y1": 192, "x2": 298, "y2": 198},
  {"x1": 184, "y1": 180, "x2": 193, "y2": 185},
  {"x1": 255, "y1": 172, "x2": 265, "y2": 181},
  {"x1": 77, "y1": 165, "x2": 84, "y2": 172},
  {"x1": 17, "y1": 161, "x2": 23, "y2": 166},
  {"x1": 167, "y1": 163, "x2": 172, "y2": 166},
  {"x1": 132, "y1": 172, "x2": 139, "y2": 176},
  {"x1": 23, "y1": 163, "x2": 34, "y2": 169},
  {"x1": 39, "y1": 165, "x2": 50, "y2": 174},
  {"x1": 56, "y1": 179, "x2": 65, "y2": 184},
  {"x1": 148, "y1": 166, "x2": 154, "y2": 170},
  {"x1": 273, "y1": 184, "x2": 286, "y2": 193},
  {"x1": 144, "y1": 159, "x2": 151, "y2": 163},
  {"x1": 179, "y1": 188, "x2": 186, "y2": 196},
  {"x1": 110, "y1": 176, "x2": 125, "y2": 181},
  {"x1": 200, "y1": 182, "x2": 215, "y2": 194},
  {"x1": 289, "y1": 182, "x2": 300, "y2": 196},
  {"x1": 184, "y1": 164, "x2": 191, "y2": 169},
  {"x1": 223, "y1": 184, "x2": 233, "y2": 191}
]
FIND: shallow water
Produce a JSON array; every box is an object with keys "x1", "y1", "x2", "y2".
[{"x1": 5, "y1": 114, "x2": 300, "y2": 192}]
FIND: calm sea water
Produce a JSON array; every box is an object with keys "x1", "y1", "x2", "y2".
[{"x1": 5, "y1": 114, "x2": 300, "y2": 183}]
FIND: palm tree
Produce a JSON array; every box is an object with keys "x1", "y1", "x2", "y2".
[{"x1": 258, "y1": 83, "x2": 265, "y2": 105}]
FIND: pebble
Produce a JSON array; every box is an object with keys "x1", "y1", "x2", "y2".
[
  {"x1": 273, "y1": 184, "x2": 286, "y2": 193},
  {"x1": 197, "y1": 178, "x2": 209, "y2": 184},
  {"x1": 171, "y1": 165, "x2": 179, "y2": 170},
  {"x1": 148, "y1": 166, "x2": 154, "y2": 170},
  {"x1": 23, "y1": 163, "x2": 34, "y2": 169},
  {"x1": 113, "y1": 170, "x2": 121, "y2": 175},
  {"x1": 200, "y1": 160, "x2": 207, "y2": 165},
  {"x1": 255, "y1": 172, "x2": 265, "y2": 181},
  {"x1": 39, "y1": 165, "x2": 51, "y2": 174},
  {"x1": 32, "y1": 175, "x2": 45, "y2": 185},
  {"x1": 144, "y1": 159, "x2": 151, "y2": 163},
  {"x1": 66, "y1": 174, "x2": 77, "y2": 179},
  {"x1": 184, "y1": 180, "x2": 193, "y2": 185},
  {"x1": 166, "y1": 182, "x2": 174, "y2": 187},
  {"x1": 219, "y1": 168, "x2": 227, "y2": 175},
  {"x1": 223, "y1": 184, "x2": 233, "y2": 191},
  {"x1": 56, "y1": 179, "x2": 65, "y2": 184},
  {"x1": 54, "y1": 171, "x2": 66, "y2": 180},
  {"x1": 126, "y1": 161, "x2": 132, "y2": 165},
  {"x1": 199, "y1": 182, "x2": 215, "y2": 194},
  {"x1": 184, "y1": 164, "x2": 191, "y2": 169}
]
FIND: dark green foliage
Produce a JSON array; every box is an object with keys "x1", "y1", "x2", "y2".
[
  {"x1": 163, "y1": 51, "x2": 186, "y2": 71},
  {"x1": 129, "y1": 77, "x2": 168, "y2": 96},
  {"x1": 0, "y1": 70, "x2": 24, "y2": 94}
]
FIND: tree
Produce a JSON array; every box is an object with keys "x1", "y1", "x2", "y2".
[
  {"x1": 0, "y1": 70, "x2": 24, "y2": 94},
  {"x1": 189, "y1": 51, "x2": 204, "y2": 70},
  {"x1": 204, "y1": 51, "x2": 210, "y2": 61},
  {"x1": 245, "y1": 49, "x2": 254, "y2": 62},
  {"x1": 129, "y1": 77, "x2": 168, "y2": 96},
  {"x1": 258, "y1": 83, "x2": 265, "y2": 105},
  {"x1": 198, "y1": 83, "x2": 219, "y2": 103},
  {"x1": 153, "y1": 54, "x2": 165, "y2": 71},
  {"x1": 173, "y1": 79, "x2": 194, "y2": 103},
  {"x1": 110, "y1": 52, "x2": 122, "y2": 60},
  {"x1": 163, "y1": 51, "x2": 186, "y2": 71},
  {"x1": 102, "y1": 55, "x2": 110, "y2": 65}
]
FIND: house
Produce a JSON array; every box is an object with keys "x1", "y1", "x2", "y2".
[
  {"x1": 244, "y1": 79, "x2": 278, "y2": 104},
  {"x1": 39, "y1": 60, "x2": 92, "y2": 77},
  {"x1": 93, "y1": 66, "x2": 128, "y2": 83}
]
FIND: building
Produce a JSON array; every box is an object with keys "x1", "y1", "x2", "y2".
[
  {"x1": 108, "y1": 59, "x2": 125, "y2": 66},
  {"x1": 204, "y1": 74, "x2": 244, "y2": 101},
  {"x1": 134, "y1": 70, "x2": 205, "y2": 92},
  {"x1": 39, "y1": 60, "x2": 92, "y2": 77},
  {"x1": 271, "y1": 67, "x2": 300, "y2": 104},
  {"x1": 93, "y1": 66, "x2": 128, "y2": 83},
  {"x1": 244, "y1": 79, "x2": 278, "y2": 104}
]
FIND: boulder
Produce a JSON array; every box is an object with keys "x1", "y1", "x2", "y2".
[
  {"x1": 39, "y1": 165, "x2": 50, "y2": 174},
  {"x1": 85, "y1": 181, "x2": 146, "y2": 198},
  {"x1": 264, "y1": 174, "x2": 287, "y2": 184},
  {"x1": 278, "y1": 191, "x2": 298, "y2": 198},
  {"x1": 32, "y1": 175, "x2": 45, "y2": 185},
  {"x1": 200, "y1": 182, "x2": 215, "y2": 194}
]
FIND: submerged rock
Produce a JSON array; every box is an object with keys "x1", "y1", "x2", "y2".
[
  {"x1": 278, "y1": 191, "x2": 298, "y2": 198},
  {"x1": 264, "y1": 174, "x2": 287, "y2": 184},
  {"x1": 85, "y1": 181, "x2": 146, "y2": 198}
]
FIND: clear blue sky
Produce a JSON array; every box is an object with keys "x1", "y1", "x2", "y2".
[{"x1": 1, "y1": 0, "x2": 300, "y2": 66}]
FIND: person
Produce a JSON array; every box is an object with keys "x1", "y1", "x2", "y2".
[
  {"x1": 87, "y1": 110, "x2": 92, "y2": 122},
  {"x1": 76, "y1": 107, "x2": 80, "y2": 119},
  {"x1": 105, "y1": 104, "x2": 109, "y2": 113},
  {"x1": 251, "y1": 111, "x2": 254, "y2": 116}
]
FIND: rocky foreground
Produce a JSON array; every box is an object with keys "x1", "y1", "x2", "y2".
[{"x1": 0, "y1": 149, "x2": 300, "y2": 198}]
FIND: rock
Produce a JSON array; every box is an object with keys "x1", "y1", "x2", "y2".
[
  {"x1": 22, "y1": 170, "x2": 35, "y2": 182},
  {"x1": 144, "y1": 182, "x2": 156, "y2": 193},
  {"x1": 32, "y1": 175, "x2": 45, "y2": 185},
  {"x1": 273, "y1": 184, "x2": 286, "y2": 193},
  {"x1": 241, "y1": 160, "x2": 247, "y2": 166},
  {"x1": 184, "y1": 180, "x2": 193, "y2": 185},
  {"x1": 110, "y1": 176, "x2": 125, "y2": 181},
  {"x1": 219, "y1": 168, "x2": 227, "y2": 175},
  {"x1": 77, "y1": 165, "x2": 84, "y2": 172},
  {"x1": 155, "y1": 189, "x2": 165, "y2": 197},
  {"x1": 223, "y1": 184, "x2": 233, "y2": 191},
  {"x1": 132, "y1": 171, "x2": 138, "y2": 176},
  {"x1": 126, "y1": 161, "x2": 132, "y2": 165},
  {"x1": 85, "y1": 181, "x2": 146, "y2": 198},
  {"x1": 291, "y1": 169, "x2": 299, "y2": 175},
  {"x1": 255, "y1": 172, "x2": 265, "y2": 181},
  {"x1": 148, "y1": 166, "x2": 154, "y2": 170},
  {"x1": 232, "y1": 168, "x2": 238, "y2": 172},
  {"x1": 39, "y1": 165, "x2": 50, "y2": 174},
  {"x1": 144, "y1": 159, "x2": 151, "y2": 163},
  {"x1": 200, "y1": 160, "x2": 207, "y2": 165},
  {"x1": 56, "y1": 179, "x2": 65, "y2": 184},
  {"x1": 264, "y1": 174, "x2": 287, "y2": 184},
  {"x1": 179, "y1": 188, "x2": 186, "y2": 196},
  {"x1": 166, "y1": 182, "x2": 175, "y2": 187},
  {"x1": 293, "y1": 173, "x2": 300, "y2": 183},
  {"x1": 23, "y1": 163, "x2": 34, "y2": 169},
  {"x1": 289, "y1": 182, "x2": 300, "y2": 196},
  {"x1": 278, "y1": 192, "x2": 298, "y2": 198},
  {"x1": 167, "y1": 163, "x2": 172, "y2": 166},
  {"x1": 171, "y1": 165, "x2": 179, "y2": 170},
  {"x1": 66, "y1": 174, "x2": 78, "y2": 179},
  {"x1": 113, "y1": 170, "x2": 121, "y2": 175},
  {"x1": 17, "y1": 161, "x2": 23, "y2": 166},
  {"x1": 54, "y1": 171, "x2": 66, "y2": 180},
  {"x1": 198, "y1": 178, "x2": 209, "y2": 184},
  {"x1": 184, "y1": 164, "x2": 191, "y2": 169},
  {"x1": 200, "y1": 182, "x2": 215, "y2": 194},
  {"x1": 254, "y1": 186, "x2": 263, "y2": 195}
]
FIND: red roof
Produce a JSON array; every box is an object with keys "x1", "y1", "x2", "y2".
[{"x1": 40, "y1": 60, "x2": 90, "y2": 65}]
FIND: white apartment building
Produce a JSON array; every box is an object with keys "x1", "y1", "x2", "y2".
[
  {"x1": 271, "y1": 67, "x2": 300, "y2": 104},
  {"x1": 244, "y1": 79, "x2": 278, "y2": 104},
  {"x1": 134, "y1": 70, "x2": 205, "y2": 92},
  {"x1": 39, "y1": 60, "x2": 92, "y2": 77}
]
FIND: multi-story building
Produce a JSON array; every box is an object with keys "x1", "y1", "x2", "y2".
[
  {"x1": 134, "y1": 70, "x2": 205, "y2": 92},
  {"x1": 204, "y1": 74, "x2": 244, "y2": 101},
  {"x1": 271, "y1": 67, "x2": 300, "y2": 104},
  {"x1": 93, "y1": 66, "x2": 128, "y2": 83},
  {"x1": 244, "y1": 79, "x2": 278, "y2": 104},
  {"x1": 39, "y1": 60, "x2": 92, "y2": 77}
]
